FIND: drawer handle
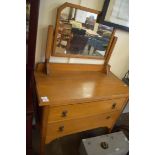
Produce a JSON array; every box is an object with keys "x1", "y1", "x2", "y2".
[
  {"x1": 58, "y1": 126, "x2": 64, "y2": 132},
  {"x1": 106, "y1": 116, "x2": 111, "y2": 119},
  {"x1": 61, "y1": 110, "x2": 68, "y2": 117},
  {"x1": 112, "y1": 103, "x2": 116, "y2": 109},
  {"x1": 101, "y1": 142, "x2": 109, "y2": 149}
]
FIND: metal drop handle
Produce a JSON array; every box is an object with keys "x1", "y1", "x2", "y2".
[
  {"x1": 106, "y1": 116, "x2": 111, "y2": 119},
  {"x1": 112, "y1": 102, "x2": 116, "y2": 109},
  {"x1": 59, "y1": 126, "x2": 64, "y2": 132},
  {"x1": 61, "y1": 110, "x2": 68, "y2": 117}
]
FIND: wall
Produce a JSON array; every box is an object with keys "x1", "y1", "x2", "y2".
[
  {"x1": 35, "y1": 0, "x2": 80, "y2": 63},
  {"x1": 35, "y1": 0, "x2": 129, "y2": 79},
  {"x1": 109, "y1": 30, "x2": 129, "y2": 78}
]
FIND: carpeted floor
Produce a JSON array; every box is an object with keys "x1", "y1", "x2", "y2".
[{"x1": 32, "y1": 113, "x2": 129, "y2": 155}]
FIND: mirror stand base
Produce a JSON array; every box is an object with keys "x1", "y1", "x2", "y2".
[
  {"x1": 44, "y1": 60, "x2": 50, "y2": 75},
  {"x1": 103, "y1": 65, "x2": 111, "y2": 75}
]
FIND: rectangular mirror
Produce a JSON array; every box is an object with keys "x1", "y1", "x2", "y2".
[{"x1": 53, "y1": 3, "x2": 114, "y2": 59}]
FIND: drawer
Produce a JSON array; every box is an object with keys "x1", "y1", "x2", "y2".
[
  {"x1": 48, "y1": 98, "x2": 125, "y2": 123},
  {"x1": 45, "y1": 111, "x2": 120, "y2": 144}
]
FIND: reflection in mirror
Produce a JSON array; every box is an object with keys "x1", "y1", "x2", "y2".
[{"x1": 55, "y1": 7, "x2": 113, "y2": 57}]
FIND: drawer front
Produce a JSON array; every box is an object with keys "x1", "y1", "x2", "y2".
[
  {"x1": 46, "y1": 111, "x2": 120, "y2": 144},
  {"x1": 48, "y1": 98, "x2": 125, "y2": 123}
]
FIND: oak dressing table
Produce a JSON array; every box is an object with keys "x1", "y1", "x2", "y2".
[{"x1": 34, "y1": 3, "x2": 129, "y2": 155}]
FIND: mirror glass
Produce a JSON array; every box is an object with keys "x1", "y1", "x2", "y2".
[{"x1": 55, "y1": 7, "x2": 114, "y2": 57}]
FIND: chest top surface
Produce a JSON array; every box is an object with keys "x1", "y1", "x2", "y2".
[{"x1": 35, "y1": 71, "x2": 128, "y2": 107}]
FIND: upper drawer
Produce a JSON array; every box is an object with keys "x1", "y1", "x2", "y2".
[{"x1": 48, "y1": 98, "x2": 126, "y2": 123}]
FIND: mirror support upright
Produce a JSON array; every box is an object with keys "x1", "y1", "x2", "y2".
[{"x1": 44, "y1": 25, "x2": 53, "y2": 75}]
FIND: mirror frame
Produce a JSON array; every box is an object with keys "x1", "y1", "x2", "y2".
[{"x1": 52, "y1": 2, "x2": 115, "y2": 60}]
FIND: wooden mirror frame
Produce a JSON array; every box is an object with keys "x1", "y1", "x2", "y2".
[{"x1": 51, "y1": 2, "x2": 116, "y2": 60}]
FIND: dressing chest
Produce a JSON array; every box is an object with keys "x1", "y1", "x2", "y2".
[
  {"x1": 35, "y1": 63, "x2": 128, "y2": 155},
  {"x1": 34, "y1": 3, "x2": 129, "y2": 155}
]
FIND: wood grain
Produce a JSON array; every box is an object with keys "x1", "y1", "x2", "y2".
[
  {"x1": 108, "y1": 97, "x2": 129, "y2": 133},
  {"x1": 34, "y1": 70, "x2": 128, "y2": 107},
  {"x1": 40, "y1": 106, "x2": 50, "y2": 155},
  {"x1": 35, "y1": 64, "x2": 129, "y2": 154},
  {"x1": 61, "y1": 2, "x2": 100, "y2": 14},
  {"x1": 104, "y1": 36, "x2": 118, "y2": 67},
  {"x1": 103, "y1": 29, "x2": 116, "y2": 60},
  {"x1": 45, "y1": 25, "x2": 53, "y2": 61},
  {"x1": 48, "y1": 98, "x2": 126, "y2": 123},
  {"x1": 36, "y1": 63, "x2": 104, "y2": 73}
]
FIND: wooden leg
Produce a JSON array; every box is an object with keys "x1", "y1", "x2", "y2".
[
  {"x1": 40, "y1": 106, "x2": 49, "y2": 155},
  {"x1": 107, "y1": 97, "x2": 129, "y2": 135}
]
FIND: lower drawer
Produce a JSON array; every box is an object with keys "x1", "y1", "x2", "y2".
[{"x1": 45, "y1": 111, "x2": 120, "y2": 144}]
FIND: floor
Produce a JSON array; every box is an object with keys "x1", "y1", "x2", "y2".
[
  {"x1": 32, "y1": 113, "x2": 129, "y2": 155},
  {"x1": 123, "y1": 101, "x2": 129, "y2": 114}
]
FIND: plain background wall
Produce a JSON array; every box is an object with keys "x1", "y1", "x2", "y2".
[
  {"x1": 35, "y1": 0, "x2": 129, "y2": 79},
  {"x1": 109, "y1": 29, "x2": 129, "y2": 78}
]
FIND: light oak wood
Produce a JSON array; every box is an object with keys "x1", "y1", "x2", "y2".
[
  {"x1": 102, "y1": 35, "x2": 117, "y2": 74},
  {"x1": 45, "y1": 111, "x2": 120, "y2": 144},
  {"x1": 36, "y1": 62, "x2": 112, "y2": 77},
  {"x1": 35, "y1": 70, "x2": 128, "y2": 107},
  {"x1": 104, "y1": 29, "x2": 116, "y2": 60},
  {"x1": 40, "y1": 106, "x2": 50, "y2": 155},
  {"x1": 60, "y1": 2, "x2": 100, "y2": 14},
  {"x1": 35, "y1": 69, "x2": 129, "y2": 155},
  {"x1": 45, "y1": 25, "x2": 53, "y2": 61},
  {"x1": 48, "y1": 98, "x2": 126, "y2": 123},
  {"x1": 104, "y1": 36, "x2": 117, "y2": 67},
  {"x1": 36, "y1": 63, "x2": 105, "y2": 73},
  {"x1": 108, "y1": 97, "x2": 129, "y2": 133}
]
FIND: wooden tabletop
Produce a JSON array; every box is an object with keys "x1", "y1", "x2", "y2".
[{"x1": 35, "y1": 71, "x2": 128, "y2": 107}]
